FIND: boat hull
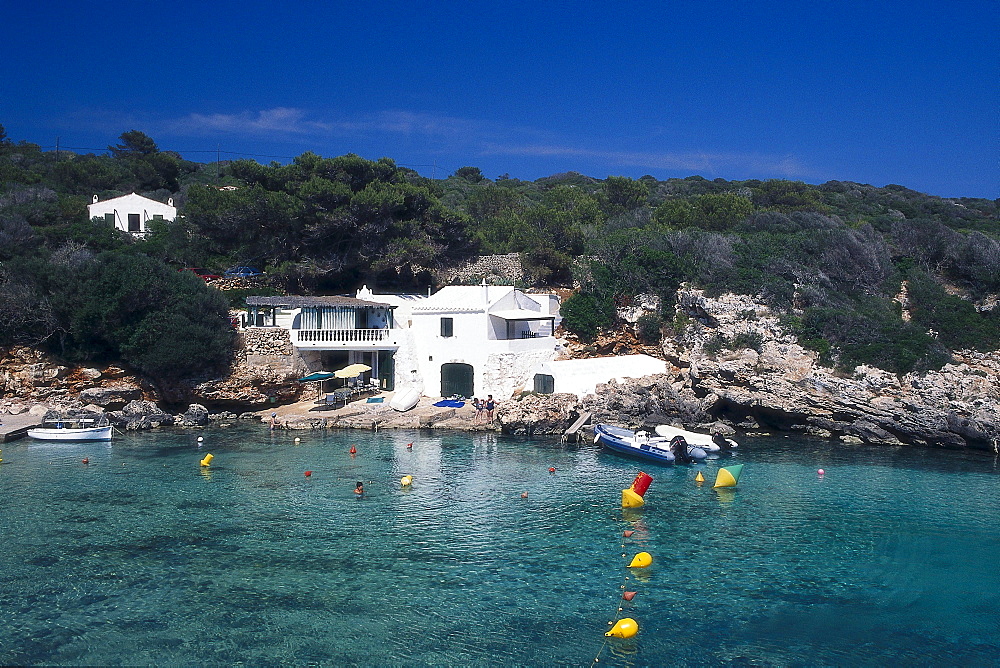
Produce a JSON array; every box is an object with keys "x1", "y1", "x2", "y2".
[
  {"x1": 27, "y1": 426, "x2": 112, "y2": 442},
  {"x1": 389, "y1": 388, "x2": 420, "y2": 412},
  {"x1": 595, "y1": 424, "x2": 676, "y2": 464}
]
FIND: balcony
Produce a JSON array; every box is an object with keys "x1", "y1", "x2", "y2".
[{"x1": 291, "y1": 328, "x2": 401, "y2": 348}]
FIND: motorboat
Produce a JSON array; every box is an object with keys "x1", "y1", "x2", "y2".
[
  {"x1": 27, "y1": 416, "x2": 112, "y2": 441},
  {"x1": 654, "y1": 424, "x2": 738, "y2": 451},
  {"x1": 594, "y1": 424, "x2": 677, "y2": 464}
]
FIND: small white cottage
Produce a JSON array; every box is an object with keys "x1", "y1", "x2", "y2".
[{"x1": 88, "y1": 192, "x2": 176, "y2": 235}]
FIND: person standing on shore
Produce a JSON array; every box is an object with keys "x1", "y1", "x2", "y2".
[
  {"x1": 472, "y1": 398, "x2": 483, "y2": 424},
  {"x1": 485, "y1": 395, "x2": 496, "y2": 423}
]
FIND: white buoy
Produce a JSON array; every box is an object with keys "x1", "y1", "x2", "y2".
[
  {"x1": 197, "y1": 436, "x2": 204, "y2": 443},
  {"x1": 294, "y1": 437, "x2": 301, "y2": 443}
]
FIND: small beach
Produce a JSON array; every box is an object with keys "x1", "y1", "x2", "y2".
[
  {"x1": 257, "y1": 392, "x2": 503, "y2": 432},
  {"x1": 1, "y1": 426, "x2": 998, "y2": 665}
]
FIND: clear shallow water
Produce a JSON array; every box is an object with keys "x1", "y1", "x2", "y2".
[{"x1": 1, "y1": 427, "x2": 998, "y2": 666}]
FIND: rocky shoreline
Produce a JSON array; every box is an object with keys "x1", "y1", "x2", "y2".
[{"x1": 3, "y1": 288, "x2": 998, "y2": 451}]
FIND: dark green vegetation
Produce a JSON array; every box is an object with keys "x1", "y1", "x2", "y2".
[{"x1": 1, "y1": 124, "x2": 998, "y2": 383}]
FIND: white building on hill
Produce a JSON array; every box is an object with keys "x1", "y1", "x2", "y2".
[
  {"x1": 374, "y1": 283, "x2": 561, "y2": 399},
  {"x1": 88, "y1": 192, "x2": 176, "y2": 235},
  {"x1": 242, "y1": 284, "x2": 562, "y2": 400},
  {"x1": 242, "y1": 284, "x2": 672, "y2": 402}
]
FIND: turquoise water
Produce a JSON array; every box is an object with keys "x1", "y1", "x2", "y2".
[{"x1": 1, "y1": 426, "x2": 998, "y2": 666}]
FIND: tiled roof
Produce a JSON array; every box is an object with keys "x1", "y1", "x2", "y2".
[{"x1": 246, "y1": 295, "x2": 393, "y2": 308}]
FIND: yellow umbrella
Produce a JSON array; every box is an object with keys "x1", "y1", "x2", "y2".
[{"x1": 334, "y1": 363, "x2": 371, "y2": 379}]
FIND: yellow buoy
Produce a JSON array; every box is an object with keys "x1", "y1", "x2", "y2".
[
  {"x1": 695, "y1": 471, "x2": 705, "y2": 483},
  {"x1": 400, "y1": 475, "x2": 412, "y2": 487},
  {"x1": 605, "y1": 617, "x2": 639, "y2": 638},
  {"x1": 628, "y1": 551, "x2": 652, "y2": 568},
  {"x1": 621, "y1": 488, "x2": 644, "y2": 508},
  {"x1": 200, "y1": 453, "x2": 214, "y2": 467}
]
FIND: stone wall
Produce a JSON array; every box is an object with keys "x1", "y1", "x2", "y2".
[
  {"x1": 244, "y1": 327, "x2": 293, "y2": 357},
  {"x1": 435, "y1": 254, "x2": 525, "y2": 285},
  {"x1": 481, "y1": 348, "x2": 558, "y2": 399}
]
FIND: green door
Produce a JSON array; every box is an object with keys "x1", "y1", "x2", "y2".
[
  {"x1": 440, "y1": 363, "x2": 474, "y2": 399},
  {"x1": 377, "y1": 350, "x2": 395, "y2": 391}
]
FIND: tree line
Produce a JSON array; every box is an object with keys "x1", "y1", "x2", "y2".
[{"x1": 1, "y1": 124, "x2": 998, "y2": 387}]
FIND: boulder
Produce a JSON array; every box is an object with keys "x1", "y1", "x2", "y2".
[
  {"x1": 497, "y1": 393, "x2": 580, "y2": 436},
  {"x1": 79, "y1": 385, "x2": 142, "y2": 408},
  {"x1": 176, "y1": 404, "x2": 210, "y2": 427},
  {"x1": 110, "y1": 400, "x2": 175, "y2": 430}
]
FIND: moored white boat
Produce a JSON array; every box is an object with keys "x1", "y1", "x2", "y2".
[
  {"x1": 27, "y1": 417, "x2": 112, "y2": 442},
  {"x1": 594, "y1": 424, "x2": 676, "y2": 464},
  {"x1": 389, "y1": 387, "x2": 421, "y2": 412},
  {"x1": 654, "y1": 424, "x2": 737, "y2": 451}
]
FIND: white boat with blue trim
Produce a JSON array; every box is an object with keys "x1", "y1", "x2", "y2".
[
  {"x1": 594, "y1": 424, "x2": 710, "y2": 465},
  {"x1": 27, "y1": 417, "x2": 112, "y2": 442}
]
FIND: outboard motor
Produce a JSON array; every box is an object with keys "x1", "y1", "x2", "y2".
[
  {"x1": 712, "y1": 432, "x2": 729, "y2": 449},
  {"x1": 671, "y1": 435, "x2": 692, "y2": 464}
]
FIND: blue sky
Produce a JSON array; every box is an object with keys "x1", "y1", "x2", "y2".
[{"x1": 3, "y1": 1, "x2": 997, "y2": 197}]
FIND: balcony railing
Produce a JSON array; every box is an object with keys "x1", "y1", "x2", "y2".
[{"x1": 292, "y1": 328, "x2": 395, "y2": 345}]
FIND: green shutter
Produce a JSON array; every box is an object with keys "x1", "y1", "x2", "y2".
[{"x1": 533, "y1": 374, "x2": 555, "y2": 394}]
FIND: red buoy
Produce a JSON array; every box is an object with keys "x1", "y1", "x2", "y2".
[
  {"x1": 548, "y1": 467, "x2": 556, "y2": 473},
  {"x1": 630, "y1": 471, "x2": 653, "y2": 497},
  {"x1": 349, "y1": 445, "x2": 357, "y2": 455},
  {"x1": 82, "y1": 458, "x2": 89, "y2": 465},
  {"x1": 623, "y1": 530, "x2": 634, "y2": 538},
  {"x1": 304, "y1": 470, "x2": 312, "y2": 477},
  {"x1": 406, "y1": 442, "x2": 413, "y2": 449},
  {"x1": 623, "y1": 591, "x2": 637, "y2": 601}
]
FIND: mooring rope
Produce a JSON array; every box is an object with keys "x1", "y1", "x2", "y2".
[{"x1": 590, "y1": 516, "x2": 639, "y2": 667}]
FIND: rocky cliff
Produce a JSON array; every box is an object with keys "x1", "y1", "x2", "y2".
[
  {"x1": 4, "y1": 287, "x2": 999, "y2": 449},
  {"x1": 497, "y1": 288, "x2": 1000, "y2": 451}
]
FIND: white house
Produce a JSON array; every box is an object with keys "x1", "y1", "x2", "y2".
[
  {"x1": 88, "y1": 192, "x2": 176, "y2": 235},
  {"x1": 527, "y1": 355, "x2": 668, "y2": 398},
  {"x1": 242, "y1": 283, "x2": 563, "y2": 399},
  {"x1": 388, "y1": 283, "x2": 561, "y2": 399},
  {"x1": 245, "y1": 294, "x2": 402, "y2": 390}
]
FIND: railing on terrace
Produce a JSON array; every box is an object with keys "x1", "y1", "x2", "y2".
[{"x1": 293, "y1": 328, "x2": 394, "y2": 344}]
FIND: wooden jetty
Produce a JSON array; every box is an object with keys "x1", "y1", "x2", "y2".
[{"x1": 562, "y1": 411, "x2": 592, "y2": 443}]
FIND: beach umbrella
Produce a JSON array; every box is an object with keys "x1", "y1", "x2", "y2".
[
  {"x1": 334, "y1": 363, "x2": 372, "y2": 379},
  {"x1": 298, "y1": 371, "x2": 335, "y2": 382}
]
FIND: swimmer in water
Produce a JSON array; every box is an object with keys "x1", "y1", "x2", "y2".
[{"x1": 355, "y1": 481, "x2": 364, "y2": 496}]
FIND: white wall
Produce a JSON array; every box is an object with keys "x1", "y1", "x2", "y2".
[
  {"x1": 531, "y1": 355, "x2": 668, "y2": 398},
  {"x1": 88, "y1": 193, "x2": 176, "y2": 234},
  {"x1": 356, "y1": 286, "x2": 561, "y2": 398}
]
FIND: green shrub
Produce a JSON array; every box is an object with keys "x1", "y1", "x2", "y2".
[
  {"x1": 561, "y1": 292, "x2": 615, "y2": 341},
  {"x1": 635, "y1": 313, "x2": 663, "y2": 344},
  {"x1": 703, "y1": 334, "x2": 727, "y2": 354},
  {"x1": 731, "y1": 331, "x2": 765, "y2": 352}
]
